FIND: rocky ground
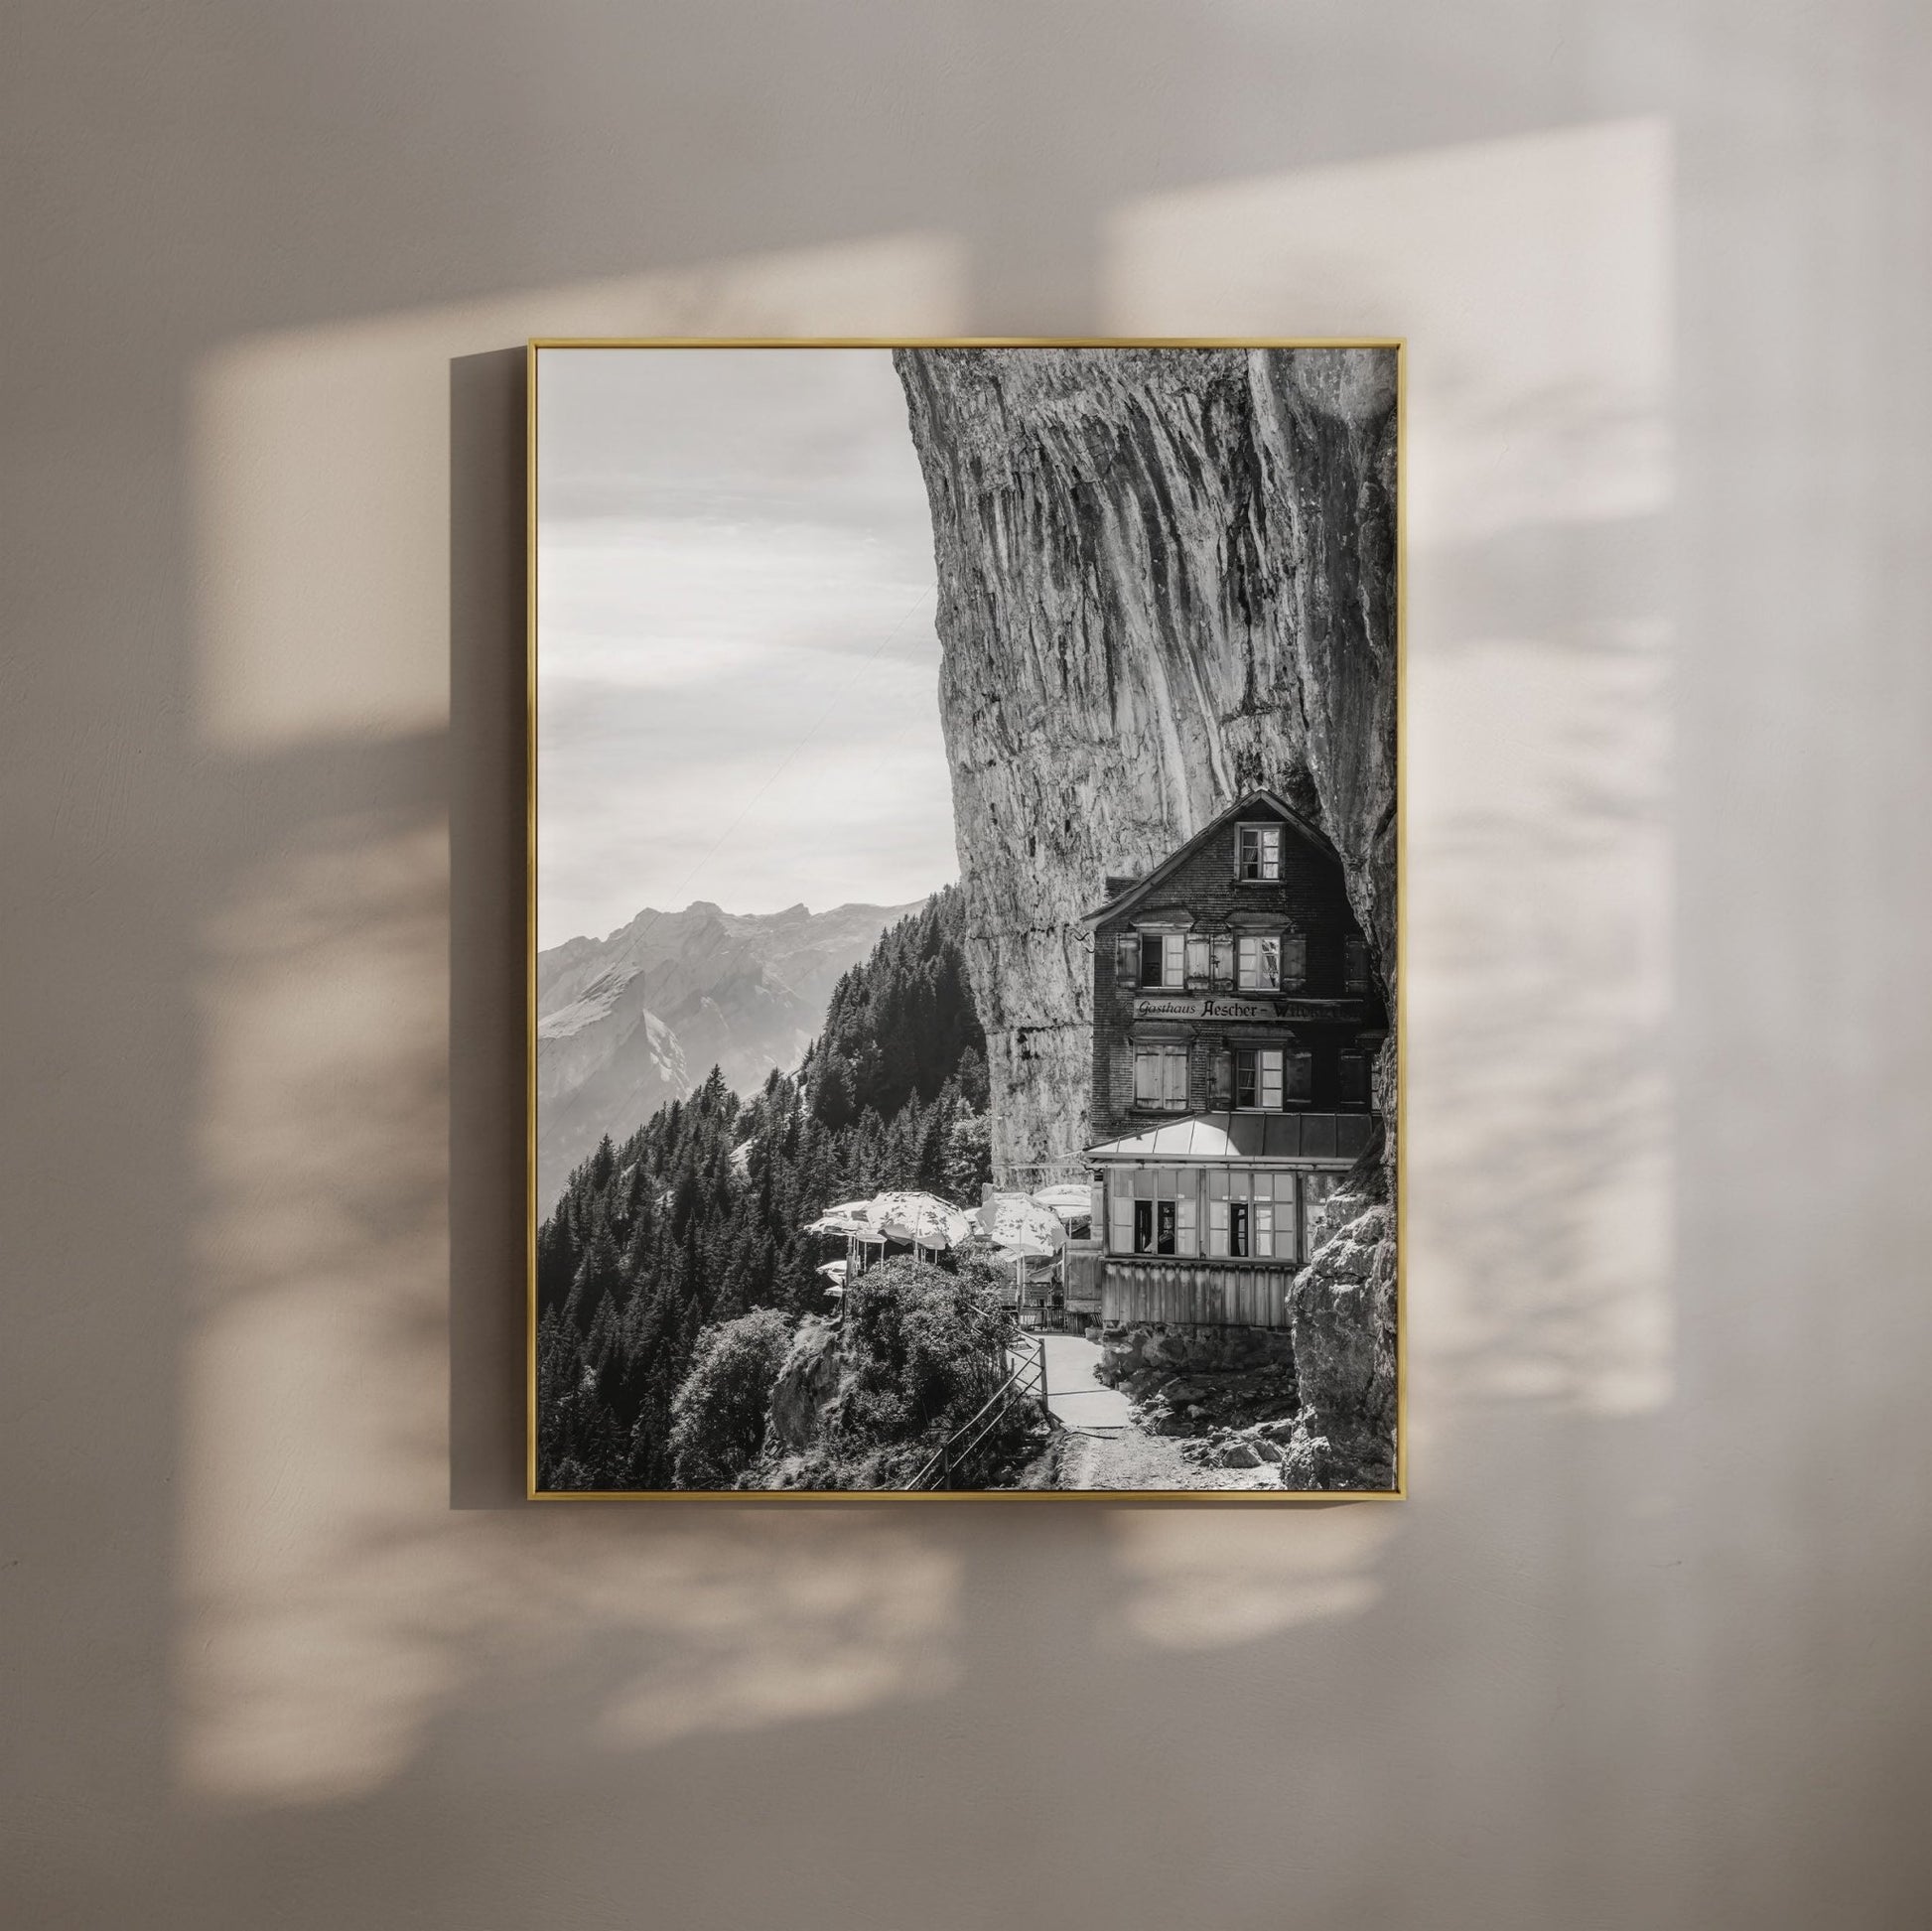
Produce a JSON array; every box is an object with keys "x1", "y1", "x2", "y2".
[
  {"x1": 1008, "y1": 1354, "x2": 1304, "y2": 1490},
  {"x1": 1118, "y1": 1360, "x2": 1304, "y2": 1479},
  {"x1": 1037, "y1": 1426, "x2": 1280, "y2": 1492}
]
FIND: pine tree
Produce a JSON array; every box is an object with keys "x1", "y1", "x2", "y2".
[{"x1": 533, "y1": 885, "x2": 990, "y2": 1490}]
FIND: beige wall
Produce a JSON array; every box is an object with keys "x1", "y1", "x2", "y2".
[{"x1": 5, "y1": 5, "x2": 1928, "y2": 1926}]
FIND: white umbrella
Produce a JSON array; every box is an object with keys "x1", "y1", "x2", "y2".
[
  {"x1": 868, "y1": 1189, "x2": 975, "y2": 1251},
  {"x1": 802, "y1": 1211, "x2": 872, "y2": 1237},
  {"x1": 980, "y1": 1192, "x2": 1067, "y2": 1253},
  {"x1": 1031, "y1": 1181, "x2": 1095, "y2": 1220},
  {"x1": 815, "y1": 1260, "x2": 849, "y2": 1282}
]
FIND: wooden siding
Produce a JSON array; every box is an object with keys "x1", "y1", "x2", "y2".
[
  {"x1": 1100, "y1": 1260, "x2": 1294, "y2": 1329},
  {"x1": 1063, "y1": 1244, "x2": 1105, "y2": 1310},
  {"x1": 1089, "y1": 795, "x2": 1390, "y2": 1143}
]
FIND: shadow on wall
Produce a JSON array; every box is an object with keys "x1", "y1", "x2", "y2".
[{"x1": 167, "y1": 117, "x2": 1690, "y2": 1931}]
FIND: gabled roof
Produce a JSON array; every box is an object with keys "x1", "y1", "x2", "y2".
[
  {"x1": 1085, "y1": 1109, "x2": 1375, "y2": 1164},
  {"x1": 1079, "y1": 788, "x2": 1339, "y2": 927}
]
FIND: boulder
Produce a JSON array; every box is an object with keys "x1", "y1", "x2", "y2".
[{"x1": 763, "y1": 1316, "x2": 842, "y2": 1451}]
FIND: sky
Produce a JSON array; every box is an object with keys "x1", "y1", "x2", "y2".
[{"x1": 535, "y1": 346, "x2": 956, "y2": 948}]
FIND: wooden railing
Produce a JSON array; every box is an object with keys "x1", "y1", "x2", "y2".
[{"x1": 899, "y1": 1332, "x2": 1051, "y2": 1491}]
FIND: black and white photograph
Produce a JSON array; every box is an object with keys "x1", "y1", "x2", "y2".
[{"x1": 531, "y1": 342, "x2": 1401, "y2": 1495}]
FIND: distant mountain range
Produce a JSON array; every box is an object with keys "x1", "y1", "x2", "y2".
[{"x1": 536, "y1": 898, "x2": 923, "y2": 1211}]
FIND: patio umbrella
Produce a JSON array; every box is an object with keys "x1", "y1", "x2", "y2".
[
  {"x1": 1030, "y1": 1181, "x2": 1095, "y2": 1221},
  {"x1": 802, "y1": 1211, "x2": 872, "y2": 1237},
  {"x1": 868, "y1": 1189, "x2": 974, "y2": 1252},
  {"x1": 815, "y1": 1260, "x2": 849, "y2": 1283},
  {"x1": 980, "y1": 1192, "x2": 1067, "y2": 1253}
]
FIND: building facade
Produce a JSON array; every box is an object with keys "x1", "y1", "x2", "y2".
[{"x1": 1075, "y1": 789, "x2": 1386, "y2": 1330}]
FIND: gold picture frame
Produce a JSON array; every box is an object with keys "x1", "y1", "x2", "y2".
[{"x1": 525, "y1": 338, "x2": 1405, "y2": 1502}]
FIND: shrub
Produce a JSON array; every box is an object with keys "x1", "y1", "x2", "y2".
[
  {"x1": 668, "y1": 1307, "x2": 795, "y2": 1488},
  {"x1": 838, "y1": 1256, "x2": 1011, "y2": 1441}
]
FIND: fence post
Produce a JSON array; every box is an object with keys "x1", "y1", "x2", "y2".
[{"x1": 1037, "y1": 1335, "x2": 1049, "y2": 1419}]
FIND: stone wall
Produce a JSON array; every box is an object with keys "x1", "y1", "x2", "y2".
[{"x1": 1097, "y1": 1319, "x2": 1299, "y2": 1382}]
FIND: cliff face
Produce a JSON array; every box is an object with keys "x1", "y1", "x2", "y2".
[
  {"x1": 896, "y1": 345, "x2": 1399, "y2": 1486},
  {"x1": 895, "y1": 346, "x2": 1396, "y2": 1168}
]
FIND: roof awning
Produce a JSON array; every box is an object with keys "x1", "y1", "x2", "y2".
[{"x1": 1084, "y1": 1110, "x2": 1376, "y2": 1163}]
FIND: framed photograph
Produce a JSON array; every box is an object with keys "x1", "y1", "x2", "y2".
[{"x1": 528, "y1": 339, "x2": 1402, "y2": 1499}]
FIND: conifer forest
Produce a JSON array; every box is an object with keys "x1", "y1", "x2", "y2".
[{"x1": 534, "y1": 889, "x2": 1007, "y2": 1490}]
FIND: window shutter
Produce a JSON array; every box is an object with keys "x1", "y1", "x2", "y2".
[
  {"x1": 1281, "y1": 934, "x2": 1308, "y2": 988},
  {"x1": 1212, "y1": 1050, "x2": 1233, "y2": 1106},
  {"x1": 1343, "y1": 936, "x2": 1368, "y2": 993},
  {"x1": 1287, "y1": 1049, "x2": 1313, "y2": 1101},
  {"x1": 1164, "y1": 1047, "x2": 1188, "y2": 1109},
  {"x1": 1115, "y1": 930, "x2": 1139, "y2": 987},
  {"x1": 1211, "y1": 934, "x2": 1234, "y2": 988},
  {"x1": 1185, "y1": 933, "x2": 1210, "y2": 985},
  {"x1": 1110, "y1": 1040, "x2": 1135, "y2": 1111}
]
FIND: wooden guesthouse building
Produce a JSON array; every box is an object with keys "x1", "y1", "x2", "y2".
[{"x1": 1076, "y1": 789, "x2": 1386, "y2": 1332}]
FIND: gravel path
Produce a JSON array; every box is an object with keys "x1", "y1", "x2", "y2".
[
  {"x1": 1053, "y1": 1425, "x2": 1279, "y2": 1492},
  {"x1": 1015, "y1": 1335, "x2": 1277, "y2": 1491}
]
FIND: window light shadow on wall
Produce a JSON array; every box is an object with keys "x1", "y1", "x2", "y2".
[
  {"x1": 184, "y1": 236, "x2": 972, "y2": 1809},
  {"x1": 178, "y1": 114, "x2": 1674, "y2": 1811},
  {"x1": 1106, "y1": 118, "x2": 1676, "y2": 1441}
]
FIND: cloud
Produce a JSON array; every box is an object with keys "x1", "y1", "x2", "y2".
[{"x1": 535, "y1": 347, "x2": 956, "y2": 944}]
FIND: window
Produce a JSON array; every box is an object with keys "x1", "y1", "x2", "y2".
[
  {"x1": 1338, "y1": 1050, "x2": 1370, "y2": 1108},
  {"x1": 1133, "y1": 1044, "x2": 1189, "y2": 1111},
  {"x1": 1235, "y1": 932, "x2": 1307, "y2": 990},
  {"x1": 1132, "y1": 1199, "x2": 1178, "y2": 1255},
  {"x1": 1237, "y1": 934, "x2": 1281, "y2": 990},
  {"x1": 1139, "y1": 931, "x2": 1185, "y2": 989},
  {"x1": 1204, "y1": 1168, "x2": 1299, "y2": 1260},
  {"x1": 1235, "y1": 1046, "x2": 1285, "y2": 1110},
  {"x1": 1237, "y1": 823, "x2": 1283, "y2": 880},
  {"x1": 1108, "y1": 1168, "x2": 1134, "y2": 1253},
  {"x1": 1112, "y1": 1169, "x2": 1201, "y2": 1256},
  {"x1": 1343, "y1": 935, "x2": 1370, "y2": 994},
  {"x1": 1234, "y1": 1046, "x2": 1311, "y2": 1109}
]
